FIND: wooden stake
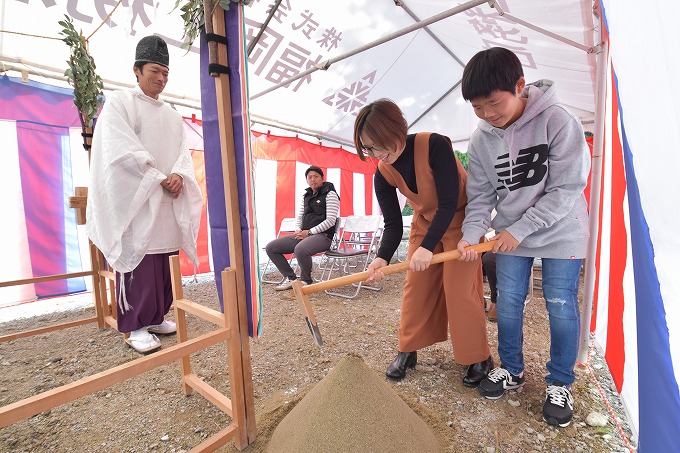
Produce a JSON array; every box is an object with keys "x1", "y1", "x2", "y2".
[
  {"x1": 170, "y1": 255, "x2": 193, "y2": 396},
  {"x1": 210, "y1": 6, "x2": 256, "y2": 446}
]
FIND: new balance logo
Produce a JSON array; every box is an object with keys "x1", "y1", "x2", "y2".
[{"x1": 495, "y1": 144, "x2": 549, "y2": 191}]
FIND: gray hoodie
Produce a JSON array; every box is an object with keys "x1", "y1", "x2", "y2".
[{"x1": 461, "y1": 80, "x2": 590, "y2": 259}]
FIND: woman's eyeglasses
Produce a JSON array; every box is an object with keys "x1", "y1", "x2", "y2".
[{"x1": 361, "y1": 144, "x2": 388, "y2": 157}]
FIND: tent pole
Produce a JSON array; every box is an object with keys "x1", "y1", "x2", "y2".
[
  {"x1": 408, "y1": 80, "x2": 462, "y2": 130},
  {"x1": 397, "y1": 2, "x2": 465, "y2": 67},
  {"x1": 251, "y1": 0, "x2": 488, "y2": 100},
  {"x1": 577, "y1": 10, "x2": 608, "y2": 366},
  {"x1": 250, "y1": 116, "x2": 354, "y2": 147},
  {"x1": 490, "y1": 2, "x2": 597, "y2": 53},
  {"x1": 396, "y1": 2, "x2": 466, "y2": 130},
  {"x1": 0, "y1": 54, "x2": 201, "y2": 109}
]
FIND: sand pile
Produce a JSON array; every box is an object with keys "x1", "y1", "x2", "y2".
[{"x1": 266, "y1": 354, "x2": 441, "y2": 452}]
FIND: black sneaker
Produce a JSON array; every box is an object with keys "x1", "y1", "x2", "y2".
[
  {"x1": 478, "y1": 367, "x2": 525, "y2": 400},
  {"x1": 543, "y1": 384, "x2": 574, "y2": 427}
]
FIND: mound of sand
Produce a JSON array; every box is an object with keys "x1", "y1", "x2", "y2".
[{"x1": 266, "y1": 354, "x2": 441, "y2": 452}]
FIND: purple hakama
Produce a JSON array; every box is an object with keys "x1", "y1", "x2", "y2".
[{"x1": 115, "y1": 252, "x2": 177, "y2": 333}]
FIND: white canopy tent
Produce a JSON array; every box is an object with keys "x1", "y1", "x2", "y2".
[{"x1": 0, "y1": 0, "x2": 598, "y2": 144}]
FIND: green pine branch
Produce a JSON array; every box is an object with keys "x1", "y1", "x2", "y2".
[
  {"x1": 58, "y1": 15, "x2": 104, "y2": 129},
  {"x1": 173, "y1": 0, "x2": 251, "y2": 50}
]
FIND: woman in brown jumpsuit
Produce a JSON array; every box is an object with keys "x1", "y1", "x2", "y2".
[{"x1": 354, "y1": 99, "x2": 492, "y2": 386}]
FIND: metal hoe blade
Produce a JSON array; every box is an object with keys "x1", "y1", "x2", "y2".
[
  {"x1": 293, "y1": 279, "x2": 324, "y2": 347},
  {"x1": 304, "y1": 317, "x2": 324, "y2": 347}
]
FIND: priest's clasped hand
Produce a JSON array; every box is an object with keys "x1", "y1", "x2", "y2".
[{"x1": 162, "y1": 173, "x2": 184, "y2": 198}]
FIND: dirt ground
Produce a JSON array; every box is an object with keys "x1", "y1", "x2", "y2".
[{"x1": 0, "y1": 267, "x2": 636, "y2": 452}]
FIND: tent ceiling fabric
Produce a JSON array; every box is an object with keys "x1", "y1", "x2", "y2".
[
  {"x1": 1, "y1": 0, "x2": 597, "y2": 146},
  {"x1": 244, "y1": 0, "x2": 599, "y2": 145}
]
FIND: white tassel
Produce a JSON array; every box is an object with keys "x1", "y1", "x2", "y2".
[{"x1": 117, "y1": 271, "x2": 133, "y2": 314}]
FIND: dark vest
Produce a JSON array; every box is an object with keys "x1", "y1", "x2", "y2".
[{"x1": 301, "y1": 181, "x2": 338, "y2": 239}]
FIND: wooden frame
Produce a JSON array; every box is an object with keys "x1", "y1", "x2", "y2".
[
  {"x1": 1, "y1": 5, "x2": 258, "y2": 449},
  {"x1": 0, "y1": 187, "x2": 114, "y2": 343},
  {"x1": 0, "y1": 255, "x2": 254, "y2": 452}
]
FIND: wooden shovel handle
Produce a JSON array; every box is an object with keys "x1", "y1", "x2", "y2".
[{"x1": 301, "y1": 240, "x2": 496, "y2": 295}]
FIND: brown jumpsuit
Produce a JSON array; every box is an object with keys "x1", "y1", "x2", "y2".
[{"x1": 378, "y1": 133, "x2": 490, "y2": 365}]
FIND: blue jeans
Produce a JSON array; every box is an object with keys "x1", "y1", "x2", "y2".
[{"x1": 495, "y1": 254, "x2": 582, "y2": 386}]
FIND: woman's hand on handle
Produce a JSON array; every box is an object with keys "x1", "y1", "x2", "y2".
[
  {"x1": 366, "y1": 257, "x2": 389, "y2": 282},
  {"x1": 410, "y1": 247, "x2": 433, "y2": 272}
]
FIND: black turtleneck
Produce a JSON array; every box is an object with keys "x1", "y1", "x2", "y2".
[{"x1": 374, "y1": 133, "x2": 460, "y2": 261}]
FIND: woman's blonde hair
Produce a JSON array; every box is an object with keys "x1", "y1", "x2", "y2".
[{"x1": 353, "y1": 98, "x2": 407, "y2": 161}]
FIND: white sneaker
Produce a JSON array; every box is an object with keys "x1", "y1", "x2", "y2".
[
  {"x1": 147, "y1": 319, "x2": 177, "y2": 335},
  {"x1": 274, "y1": 277, "x2": 295, "y2": 291},
  {"x1": 125, "y1": 328, "x2": 161, "y2": 353}
]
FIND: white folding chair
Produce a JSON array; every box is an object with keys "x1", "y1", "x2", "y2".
[
  {"x1": 261, "y1": 217, "x2": 298, "y2": 284},
  {"x1": 315, "y1": 216, "x2": 345, "y2": 278},
  {"x1": 318, "y1": 215, "x2": 384, "y2": 299},
  {"x1": 396, "y1": 215, "x2": 413, "y2": 262}
]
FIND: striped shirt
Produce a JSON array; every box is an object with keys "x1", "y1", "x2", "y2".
[{"x1": 296, "y1": 190, "x2": 340, "y2": 234}]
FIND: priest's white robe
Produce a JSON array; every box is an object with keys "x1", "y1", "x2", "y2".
[{"x1": 87, "y1": 86, "x2": 203, "y2": 280}]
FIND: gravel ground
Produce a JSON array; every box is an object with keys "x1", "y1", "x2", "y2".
[{"x1": 0, "y1": 269, "x2": 636, "y2": 452}]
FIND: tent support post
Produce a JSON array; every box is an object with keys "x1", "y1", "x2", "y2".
[{"x1": 577, "y1": 13, "x2": 608, "y2": 366}]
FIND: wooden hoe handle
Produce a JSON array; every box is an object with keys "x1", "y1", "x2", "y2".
[{"x1": 302, "y1": 240, "x2": 496, "y2": 295}]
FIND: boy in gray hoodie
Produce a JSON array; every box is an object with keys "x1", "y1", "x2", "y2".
[{"x1": 456, "y1": 47, "x2": 590, "y2": 428}]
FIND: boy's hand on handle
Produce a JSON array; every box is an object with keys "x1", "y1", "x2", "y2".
[
  {"x1": 457, "y1": 240, "x2": 480, "y2": 261},
  {"x1": 410, "y1": 247, "x2": 433, "y2": 272},
  {"x1": 366, "y1": 257, "x2": 389, "y2": 282},
  {"x1": 491, "y1": 230, "x2": 519, "y2": 252}
]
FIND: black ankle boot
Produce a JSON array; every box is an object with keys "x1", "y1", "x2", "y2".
[
  {"x1": 463, "y1": 355, "x2": 494, "y2": 388},
  {"x1": 386, "y1": 351, "x2": 417, "y2": 380}
]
